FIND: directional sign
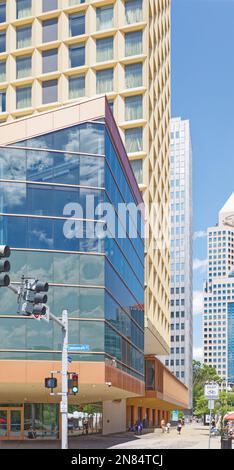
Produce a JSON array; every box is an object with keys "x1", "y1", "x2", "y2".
[
  {"x1": 205, "y1": 383, "x2": 219, "y2": 400},
  {"x1": 67, "y1": 344, "x2": 90, "y2": 352}
]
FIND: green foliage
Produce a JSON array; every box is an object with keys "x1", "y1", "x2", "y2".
[
  {"x1": 193, "y1": 360, "x2": 221, "y2": 411},
  {"x1": 193, "y1": 360, "x2": 234, "y2": 432}
]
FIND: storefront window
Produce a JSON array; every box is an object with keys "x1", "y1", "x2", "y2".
[
  {"x1": 24, "y1": 404, "x2": 59, "y2": 439},
  {"x1": 68, "y1": 403, "x2": 102, "y2": 436}
]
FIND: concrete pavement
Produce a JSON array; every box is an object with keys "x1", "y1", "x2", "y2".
[
  {"x1": 0, "y1": 423, "x2": 228, "y2": 449},
  {"x1": 110, "y1": 423, "x2": 221, "y2": 450}
]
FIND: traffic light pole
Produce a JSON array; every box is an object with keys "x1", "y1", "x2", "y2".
[
  {"x1": 61, "y1": 309, "x2": 68, "y2": 450},
  {"x1": 7, "y1": 278, "x2": 69, "y2": 450},
  {"x1": 44, "y1": 309, "x2": 69, "y2": 450}
]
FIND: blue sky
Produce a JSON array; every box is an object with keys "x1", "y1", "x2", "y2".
[{"x1": 171, "y1": 0, "x2": 234, "y2": 360}]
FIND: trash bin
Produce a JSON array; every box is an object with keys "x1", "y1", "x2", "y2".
[{"x1": 221, "y1": 437, "x2": 232, "y2": 449}]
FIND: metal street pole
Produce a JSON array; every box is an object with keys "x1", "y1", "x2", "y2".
[
  {"x1": 42, "y1": 309, "x2": 69, "y2": 449},
  {"x1": 208, "y1": 408, "x2": 212, "y2": 449},
  {"x1": 7, "y1": 280, "x2": 69, "y2": 449},
  {"x1": 61, "y1": 309, "x2": 68, "y2": 450}
]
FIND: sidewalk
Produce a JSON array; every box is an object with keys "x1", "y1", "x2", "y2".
[{"x1": 0, "y1": 424, "x2": 227, "y2": 450}]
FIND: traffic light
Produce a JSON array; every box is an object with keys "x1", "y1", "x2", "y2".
[
  {"x1": 45, "y1": 377, "x2": 58, "y2": 390},
  {"x1": 0, "y1": 245, "x2": 11, "y2": 287},
  {"x1": 33, "y1": 281, "x2": 49, "y2": 316},
  {"x1": 19, "y1": 278, "x2": 49, "y2": 317},
  {"x1": 71, "y1": 373, "x2": 78, "y2": 395}
]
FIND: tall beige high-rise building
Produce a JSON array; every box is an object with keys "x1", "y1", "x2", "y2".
[{"x1": 0, "y1": 0, "x2": 170, "y2": 355}]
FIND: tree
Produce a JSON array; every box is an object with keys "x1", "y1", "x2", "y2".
[
  {"x1": 193, "y1": 360, "x2": 221, "y2": 411},
  {"x1": 194, "y1": 389, "x2": 234, "y2": 434}
]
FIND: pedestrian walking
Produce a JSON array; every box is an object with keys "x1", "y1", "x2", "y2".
[
  {"x1": 161, "y1": 419, "x2": 166, "y2": 433},
  {"x1": 166, "y1": 422, "x2": 171, "y2": 433},
  {"x1": 177, "y1": 420, "x2": 182, "y2": 435}
]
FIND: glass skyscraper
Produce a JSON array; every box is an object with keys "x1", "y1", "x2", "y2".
[
  {"x1": 228, "y1": 302, "x2": 234, "y2": 385},
  {"x1": 0, "y1": 96, "x2": 145, "y2": 438},
  {"x1": 203, "y1": 193, "x2": 234, "y2": 386}
]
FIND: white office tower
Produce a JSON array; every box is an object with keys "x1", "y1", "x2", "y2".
[
  {"x1": 203, "y1": 193, "x2": 234, "y2": 386},
  {"x1": 161, "y1": 118, "x2": 193, "y2": 410}
]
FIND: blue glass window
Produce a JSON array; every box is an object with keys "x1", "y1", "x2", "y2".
[
  {"x1": 16, "y1": 25, "x2": 32, "y2": 49},
  {"x1": 69, "y1": 74, "x2": 85, "y2": 99},
  {"x1": 0, "y1": 90, "x2": 6, "y2": 112},
  {"x1": 125, "y1": 0, "x2": 143, "y2": 24},
  {"x1": 96, "y1": 37, "x2": 113, "y2": 62},
  {"x1": 0, "y1": 2, "x2": 6, "y2": 23},
  {"x1": 16, "y1": 0, "x2": 31, "y2": 19},
  {"x1": 42, "y1": 79, "x2": 58, "y2": 104},
  {"x1": 69, "y1": 13, "x2": 85, "y2": 37},
  {"x1": 16, "y1": 55, "x2": 31, "y2": 79},
  {"x1": 15, "y1": 122, "x2": 105, "y2": 155},
  {"x1": 0, "y1": 60, "x2": 6, "y2": 82},
  {"x1": 42, "y1": 49, "x2": 58, "y2": 74},
  {"x1": 0, "y1": 31, "x2": 6, "y2": 53},
  {"x1": 96, "y1": 5, "x2": 113, "y2": 31},
  {"x1": 42, "y1": 18, "x2": 58, "y2": 43},
  {"x1": 42, "y1": 0, "x2": 57, "y2": 12},
  {"x1": 96, "y1": 68, "x2": 113, "y2": 94},
  {"x1": 69, "y1": 43, "x2": 85, "y2": 68},
  {"x1": 16, "y1": 86, "x2": 31, "y2": 109},
  {"x1": 125, "y1": 31, "x2": 142, "y2": 56}
]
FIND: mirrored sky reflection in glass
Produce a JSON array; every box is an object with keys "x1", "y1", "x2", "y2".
[{"x1": 0, "y1": 121, "x2": 144, "y2": 380}]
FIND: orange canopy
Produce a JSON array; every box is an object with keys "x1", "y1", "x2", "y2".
[{"x1": 224, "y1": 413, "x2": 234, "y2": 421}]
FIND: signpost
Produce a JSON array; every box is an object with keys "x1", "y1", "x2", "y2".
[
  {"x1": 208, "y1": 400, "x2": 215, "y2": 410},
  {"x1": 205, "y1": 383, "x2": 219, "y2": 449}
]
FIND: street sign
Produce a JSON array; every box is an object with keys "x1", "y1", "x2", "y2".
[
  {"x1": 204, "y1": 383, "x2": 219, "y2": 400},
  {"x1": 208, "y1": 400, "x2": 215, "y2": 410},
  {"x1": 68, "y1": 356, "x2": 73, "y2": 363},
  {"x1": 60, "y1": 401, "x2": 68, "y2": 413},
  {"x1": 67, "y1": 344, "x2": 90, "y2": 352}
]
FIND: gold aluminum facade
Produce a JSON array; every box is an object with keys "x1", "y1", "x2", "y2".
[{"x1": 0, "y1": 0, "x2": 170, "y2": 355}]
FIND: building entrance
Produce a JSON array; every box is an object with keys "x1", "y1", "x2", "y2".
[{"x1": 0, "y1": 407, "x2": 24, "y2": 440}]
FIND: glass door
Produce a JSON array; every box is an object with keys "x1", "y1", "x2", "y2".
[
  {"x1": 0, "y1": 408, "x2": 24, "y2": 440},
  {"x1": 0, "y1": 409, "x2": 7, "y2": 439},
  {"x1": 9, "y1": 409, "x2": 23, "y2": 439}
]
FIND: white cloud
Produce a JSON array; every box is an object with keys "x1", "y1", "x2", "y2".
[
  {"x1": 193, "y1": 347, "x2": 203, "y2": 362},
  {"x1": 193, "y1": 290, "x2": 203, "y2": 315},
  {"x1": 193, "y1": 258, "x2": 208, "y2": 272},
  {"x1": 193, "y1": 230, "x2": 207, "y2": 240}
]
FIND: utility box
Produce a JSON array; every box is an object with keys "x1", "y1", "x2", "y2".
[{"x1": 221, "y1": 437, "x2": 232, "y2": 449}]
